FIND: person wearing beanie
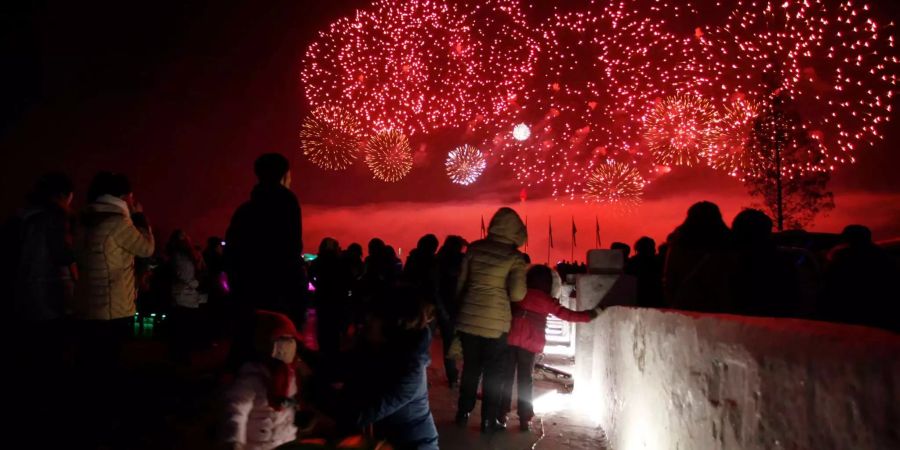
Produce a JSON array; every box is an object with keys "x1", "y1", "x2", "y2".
[{"x1": 221, "y1": 310, "x2": 308, "y2": 450}]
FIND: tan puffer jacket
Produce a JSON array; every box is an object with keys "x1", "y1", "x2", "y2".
[
  {"x1": 74, "y1": 198, "x2": 155, "y2": 320},
  {"x1": 455, "y1": 207, "x2": 528, "y2": 338}
]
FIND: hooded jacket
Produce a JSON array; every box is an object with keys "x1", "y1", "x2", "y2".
[
  {"x1": 74, "y1": 196, "x2": 154, "y2": 320},
  {"x1": 455, "y1": 207, "x2": 528, "y2": 338}
]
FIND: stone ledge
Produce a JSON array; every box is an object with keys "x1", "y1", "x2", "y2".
[{"x1": 575, "y1": 307, "x2": 900, "y2": 450}]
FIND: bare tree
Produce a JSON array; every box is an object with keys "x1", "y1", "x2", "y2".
[{"x1": 743, "y1": 93, "x2": 835, "y2": 230}]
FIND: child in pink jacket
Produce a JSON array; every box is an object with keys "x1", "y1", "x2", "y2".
[{"x1": 501, "y1": 265, "x2": 598, "y2": 431}]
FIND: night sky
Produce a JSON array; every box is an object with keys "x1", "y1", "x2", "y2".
[{"x1": 3, "y1": 0, "x2": 900, "y2": 260}]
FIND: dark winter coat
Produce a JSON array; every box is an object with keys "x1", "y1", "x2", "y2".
[
  {"x1": 225, "y1": 183, "x2": 304, "y2": 311},
  {"x1": 664, "y1": 225, "x2": 732, "y2": 313},
  {"x1": 12, "y1": 204, "x2": 75, "y2": 321},
  {"x1": 342, "y1": 327, "x2": 438, "y2": 449},
  {"x1": 625, "y1": 254, "x2": 664, "y2": 308}
]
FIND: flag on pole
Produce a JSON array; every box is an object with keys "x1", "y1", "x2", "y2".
[
  {"x1": 524, "y1": 215, "x2": 529, "y2": 252},
  {"x1": 595, "y1": 216, "x2": 602, "y2": 248},
  {"x1": 548, "y1": 217, "x2": 554, "y2": 248},
  {"x1": 571, "y1": 216, "x2": 577, "y2": 248},
  {"x1": 480, "y1": 215, "x2": 486, "y2": 239}
]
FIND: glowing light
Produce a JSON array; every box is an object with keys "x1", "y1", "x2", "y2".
[
  {"x1": 445, "y1": 145, "x2": 487, "y2": 185},
  {"x1": 512, "y1": 123, "x2": 531, "y2": 141},
  {"x1": 584, "y1": 160, "x2": 646, "y2": 205},
  {"x1": 532, "y1": 389, "x2": 570, "y2": 415},
  {"x1": 643, "y1": 93, "x2": 719, "y2": 167},
  {"x1": 299, "y1": 106, "x2": 364, "y2": 171},
  {"x1": 365, "y1": 129, "x2": 413, "y2": 182}
]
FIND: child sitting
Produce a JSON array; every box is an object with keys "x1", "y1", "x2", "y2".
[
  {"x1": 502, "y1": 265, "x2": 599, "y2": 431},
  {"x1": 221, "y1": 310, "x2": 306, "y2": 450}
]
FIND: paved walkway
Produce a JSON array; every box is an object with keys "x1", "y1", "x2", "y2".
[{"x1": 427, "y1": 347, "x2": 609, "y2": 450}]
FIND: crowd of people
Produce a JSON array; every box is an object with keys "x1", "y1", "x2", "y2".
[{"x1": 4, "y1": 152, "x2": 897, "y2": 449}]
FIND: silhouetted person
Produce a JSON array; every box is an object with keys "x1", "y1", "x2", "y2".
[
  {"x1": 822, "y1": 225, "x2": 897, "y2": 331},
  {"x1": 309, "y1": 237, "x2": 351, "y2": 363},
  {"x1": 664, "y1": 201, "x2": 732, "y2": 312},
  {"x1": 366, "y1": 238, "x2": 386, "y2": 269},
  {"x1": 330, "y1": 286, "x2": 439, "y2": 449},
  {"x1": 203, "y1": 236, "x2": 226, "y2": 293},
  {"x1": 10, "y1": 173, "x2": 77, "y2": 323},
  {"x1": 435, "y1": 235, "x2": 467, "y2": 387},
  {"x1": 730, "y1": 209, "x2": 798, "y2": 317},
  {"x1": 500, "y1": 265, "x2": 597, "y2": 431},
  {"x1": 167, "y1": 229, "x2": 208, "y2": 363},
  {"x1": 403, "y1": 234, "x2": 440, "y2": 293},
  {"x1": 625, "y1": 237, "x2": 664, "y2": 308},
  {"x1": 225, "y1": 153, "x2": 305, "y2": 319},
  {"x1": 610, "y1": 241, "x2": 631, "y2": 259},
  {"x1": 74, "y1": 172, "x2": 154, "y2": 443},
  {"x1": 385, "y1": 245, "x2": 403, "y2": 279},
  {"x1": 342, "y1": 242, "x2": 365, "y2": 282},
  {"x1": 6, "y1": 173, "x2": 76, "y2": 447},
  {"x1": 363, "y1": 238, "x2": 391, "y2": 291},
  {"x1": 455, "y1": 207, "x2": 528, "y2": 433}
]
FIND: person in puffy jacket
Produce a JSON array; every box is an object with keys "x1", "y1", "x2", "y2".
[
  {"x1": 75, "y1": 172, "x2": 155, "y2": 321},
  {"x1": 221, "y1": 310, "x2": 308, "y2": 450},
  {"x1": 73, "y1": 171, "x2": 154, "y2": 443},
  {"x1": 454, "y1": 207, "x2": 528, "y2": 432},
  {"x1": 500, "y1": 265, "x2": 597, "y2": 431}
]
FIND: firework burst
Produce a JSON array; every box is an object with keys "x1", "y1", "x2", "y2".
[
  {"x1": 584, "y1": 160, "x2": 646, "y2": 205},
  {"x1": 643, "y1": 93, "x2": 719, "y2": 167},
  {"x1": 302, "y1": 0, "x2": 538, "y2": 136},
  {"x1": 706, "y1": 98, "x2": 760, "y2": 177},
  {"x1": 445, "y1": 145, "x2": 487, "y2": 185},
  {"x1": 488, "y1": 1, "x2": 700, "y2": 198},
  {"x1": 300, "y1": 106, "x2": 365, "y2": 171},
  {"x1": 365, "y1": 129, "x2": 413, "y2": 182},
  {"x1": 695, "y1": 0, "x2": 898, "y2": 174}
]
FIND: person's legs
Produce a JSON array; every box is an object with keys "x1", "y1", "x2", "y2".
[
  {"x1": 480, "y1": 333, "x2": 509, "y2": 426},
  {"x1": 497, "y1": 345, "x2": 518, "y2": 420},
  {"x1": 437, "y1": 312, "x2": 458, "y2": 386},
  {"x1": 456, "y1": 332, "x2": 484, "y2": 419},
  {"x1": 316, "y1": 306, "x2": 340, "y2": 357},
  {"x1": 516, "y1": 348, "x2": 537, "y2": 425}
]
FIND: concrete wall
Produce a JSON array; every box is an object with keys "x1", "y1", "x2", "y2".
[{"x1": 574, "y1": 307, "x2": 900, "y2": 450}]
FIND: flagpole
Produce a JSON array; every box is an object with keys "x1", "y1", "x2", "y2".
[
  {"x1": 571, "y1": 216, "x2": 575, "y2": 262},
  {"x1": 547, "y1": 217, "x2": 552, "y2": 264},
  {"x1": 524, "y1": 215, "x2": 528, "y2": 254}
]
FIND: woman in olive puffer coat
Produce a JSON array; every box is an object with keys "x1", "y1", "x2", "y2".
[{"x1": 454, "y1": 207, "x2": 528, "y2": 432}]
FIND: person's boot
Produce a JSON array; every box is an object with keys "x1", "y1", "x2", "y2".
[
  {"x1": 455, "y1": 411, "x2": 470, "y2": 427},
  {"x1": 481, "y1": 418, "x2": 507, "y2": 433},
  {"x1": 520, "y1": 418, "x2": 531, "y2": 432}
]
